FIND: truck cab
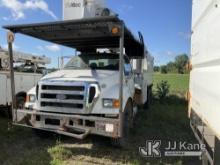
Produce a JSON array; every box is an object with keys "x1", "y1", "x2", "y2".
[{"x1": 26, "y1": 52, "x2": 134, "y2": 116}]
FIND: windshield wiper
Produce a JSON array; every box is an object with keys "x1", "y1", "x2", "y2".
[{"x1": 64, "y1": 66, "x2": 84, "y2": 69}]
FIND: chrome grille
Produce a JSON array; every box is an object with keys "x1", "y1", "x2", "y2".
[{"x1": 38, "y1": 81, "x2": 87, "y2": 114}]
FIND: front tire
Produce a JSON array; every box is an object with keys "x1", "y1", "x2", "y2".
[{"x1": 111, "y1": 101, "x2": 133, "y2": 147}]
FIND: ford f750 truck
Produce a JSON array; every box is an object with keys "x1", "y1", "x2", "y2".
[{"x1": 4, "y1": 17, "x2": 153, "y2": 146}]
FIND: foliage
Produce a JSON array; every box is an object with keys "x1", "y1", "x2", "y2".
[
  {"x1": 175, "y1": 54, "x2": 189, "y2": 74},
  {"x1": 156, "y1": 80, "x2": 170, "y2": 100},
  {"x1": 153, "y1": 66, "x2": 160, "y2": 72},
  {"x1": 159, "y1": 54, "x2": 189, "y2": 74},
  {"x1": 48, "y1": 140, "x2": 72, "y2": 165},
  {"x1": 166, "y1": 62, "x2": 178, "y2": 73},
  {"x1": 160, "y1": 65, "x2": 168, "y2": 74},
  {"x1": 153, "y1": 73, "x2": 189, "y2": 96}
]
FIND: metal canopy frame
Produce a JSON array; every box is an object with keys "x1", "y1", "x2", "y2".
[
  {"x1": 3, "y1": 16, "x2": 144, "y2": 138},
  {"x1": 3, "y1": 16, "x2": 144, "y2": 58}
]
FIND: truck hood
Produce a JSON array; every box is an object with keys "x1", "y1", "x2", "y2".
[{"x1": 41, "y1": 69, "x2": 119, "y2": 83}]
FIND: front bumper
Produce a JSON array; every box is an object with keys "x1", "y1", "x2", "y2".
[{"x1": 15, "y1": 109, "x2": 120, "y2": 139}]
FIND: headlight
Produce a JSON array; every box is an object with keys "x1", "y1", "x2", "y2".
[
  {"x1": 26, "y1": 94, "x2": 36, "y2": 103},
  {"x1": 103, "y1": 99, "x2": 120, "y2": 108}
]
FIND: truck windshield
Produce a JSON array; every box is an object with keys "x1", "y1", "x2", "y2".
[{"x1": 64, "y1": 53, "x2": 119, "y2": 70}]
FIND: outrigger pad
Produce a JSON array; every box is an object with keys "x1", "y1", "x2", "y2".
[{"x1": 3, "y1": 16, "x2": 144, "y2": 58}]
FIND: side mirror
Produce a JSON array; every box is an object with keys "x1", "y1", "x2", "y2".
[{"x1": 124, "y1": 64, "x2": 132, "y2": 77}]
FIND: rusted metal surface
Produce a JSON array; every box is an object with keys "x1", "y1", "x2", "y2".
[
  {"x1": 7, "y1": 31, "x2": 17, "y2": 122},
  {"x1": 190, "y1": 109, "x2": 220, "y2": 165},
  {"x1": 16, "y1": 110, "x2": 120, "y2": 139}
]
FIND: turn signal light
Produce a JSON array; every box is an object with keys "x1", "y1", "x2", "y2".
[
  {"x1": 103, "y1": 99, "x2": 120, "y2": 108},
  {"x1": 111, "y1": 27, "x2": 119, "y2": 34},
  {"x1": 113, "y1": 99, "x2": 120, "y2": 108}
]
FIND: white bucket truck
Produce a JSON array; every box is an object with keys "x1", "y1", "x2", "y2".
[
  {"x1": 63, "y1": 0, "x2": 115, "y2": 20},
  {"x1": 0, "y1": 47, "x2": 50, "y2": 110},
  {"x1": 3, "y1": 0, "x2": 153, "y2": 146}
]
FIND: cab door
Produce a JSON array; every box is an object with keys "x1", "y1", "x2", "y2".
[{"x1": 124, "y1": 56, "x2": 134, "y2": 97}]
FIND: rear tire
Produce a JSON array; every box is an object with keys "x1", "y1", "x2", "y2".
[
  {"x1": 144, "y1": 85, "x2": 152, "y2": 109},
  {"x1": 111, "y1": 101, "x2": 133, "y2": 147}
]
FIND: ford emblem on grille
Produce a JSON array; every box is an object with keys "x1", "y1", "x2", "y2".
[{"x1": 56, "y1": 94, "x2": 66, "y2": 100}]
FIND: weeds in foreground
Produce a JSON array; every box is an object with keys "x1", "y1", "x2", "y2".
[{"x1": 156, "y1": 80, "x2": 170, "y2": 101}]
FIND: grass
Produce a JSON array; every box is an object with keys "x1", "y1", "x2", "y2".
[
  {"x1": 153, "y1": 73, "x2": 189, "y2": 96},
  {"x1": 0, "y1": 73, "x2": 200, "y2": 165}
]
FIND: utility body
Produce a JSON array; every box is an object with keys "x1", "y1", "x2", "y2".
[
  {"x1": 189, "y1": 0, "x2": 220, "y2": 164},
  {"x1": 0, "y1": 47, "x2": 50, "y2": 108}
]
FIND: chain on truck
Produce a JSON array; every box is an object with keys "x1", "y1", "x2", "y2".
[{"x1": 3, "y1": 0, "x2": 153, "y2": 146}]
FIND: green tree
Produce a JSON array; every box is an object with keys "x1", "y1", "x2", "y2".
[
  {"x1": 160, "y1": 65, "x2": 168, "y2": 74},
  {"x1": 174, "y1": 54, "x2": 189, "y2": 74},
  {"x1": 166, "y1": 62, "x2": 178, "y2": 73},
  {"x1": 154, "y1": 66, "x2": 160, "y2": 72}
]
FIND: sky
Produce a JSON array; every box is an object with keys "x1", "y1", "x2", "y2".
[{"x1": 0, "y1": 0, "x2": 192, "y2": 67}]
